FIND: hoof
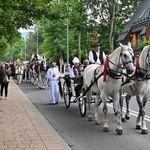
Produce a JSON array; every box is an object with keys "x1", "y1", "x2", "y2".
[
  {"x1": 113, "y1": 108, "x2": 117, "y2": 116},
  {"x1": 95, "y1": 121, "x2": 100, "y2": 125},
  {"x1": 103, "y1": 127, "x2": 109, "y2": 132},
  {"x1": 136, "y1": 125, "x2": 141, "y2": 130},
  {"x1": 116, "y1": 128, "x2": 123, "y2": 135},
  {"x1": 121, "y1": 118, "x2": 126, "y2": 122},
  {"x1": 125, "y1": 115, "x2": 130, "y2": 120},
  {"x1": 141, "y1": 129, "x2": 148, "y2": 134},
  {"x1": 88, "y1": 117, "x2": 93, "y2": 122}
]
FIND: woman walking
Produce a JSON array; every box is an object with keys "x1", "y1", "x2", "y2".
[{"x1": 0, "y1": 62, "x2": 10, "y2": 100}]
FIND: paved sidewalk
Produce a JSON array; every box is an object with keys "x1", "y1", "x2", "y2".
[{"x1": 0, "y1": 79, "x2": 71, "y2": 150}]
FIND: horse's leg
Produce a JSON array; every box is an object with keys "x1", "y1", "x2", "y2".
[
  {"x1": 31, "y1": 72, "x2": 35, "y2": 84},
  {"x1": 28, "y1": 69, "x2": 31, "y2": 83},
  {"x1": 30, "y1": 70, "x2": 33, "y2": 83},
  {"x1": 94, "y1": 94, "x2": 101, "y2": 125},
  {"x1": 125, "y1": 94, "x2": 131, "y2": 120},
  {"x1": 140, "y1": 94, "x2": 149, "y2": 134},
  {"x1": 136, "y1": 94, "x2": 143, "y2": 130},
  {"x1": 87, "y1": 91, "x2": 93, "y2": 121},
  {"x1": 119, "y1": 90, "x2": 126, "y2": 122},
  {"x1": 101, "y1": 92, "x2": 109, "y2": 132},
  {"x1": 38, "y1": 72, "x2": 42, "y2": 89},
  {"x1": 33, "y1": 73, "x2": 36, "y2": 85},
  {"x1": 41, "y1": 72, "x2": 46, "y2": 89},
  {"x1": 34, "y1": 73, "x2": 38, "y2": 86},
  {"x1": 114, "y1": 93, "x2": 123, "y2": 135}
]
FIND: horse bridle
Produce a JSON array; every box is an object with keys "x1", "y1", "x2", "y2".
[
  {"x1": 106, "y1": 47, "x2": 134, "y2": 79},
  {"x1": 108, "y1": 48, "x2": 134, "y2": 69},
  {"x1": 120, "y1": 48, "x2": 134, "y2": 67}
]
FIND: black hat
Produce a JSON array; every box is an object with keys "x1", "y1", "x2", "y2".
[{"x1": 93, "y1": 43, "x2": 102, "y2": 47}]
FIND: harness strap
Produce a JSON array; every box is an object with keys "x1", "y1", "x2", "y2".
[
  {"x1": 134, "y1": 56, "x2": 139, "y2": 79},
  {"x1": 82, "y1": 72, "x2": 103, "y2": 97},
  {"x1": 103, "y1": 56, "x2": 109, "y2": 82},
  {"x1": 129, "y1": 85, "x2": 136, "y2": 95}
]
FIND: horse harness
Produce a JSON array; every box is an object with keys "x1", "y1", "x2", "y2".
[
  {"x1": 122, "y1": 46, "x2": 150, "y2": 95},
  {"x1": 82, "y1": 47, "x2": 134, "y2": 97},
  {"x1": 134, "y1": 46, "x2": 150, "y2": 81}
]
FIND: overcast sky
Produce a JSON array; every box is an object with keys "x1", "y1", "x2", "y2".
[{"x1": 18, "y1": 26, "x2": 34, "y2": 33}]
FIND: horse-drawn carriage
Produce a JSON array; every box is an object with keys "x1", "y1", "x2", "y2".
[
  {"x1": 62, "y1": 70, "x2": 88, "y2": 117},
  {"x1": 62, "y1": 42, "x2": 137, "y2": 135}
]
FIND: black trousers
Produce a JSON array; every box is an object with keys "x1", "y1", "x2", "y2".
[{"x1": 1, "y1": 82, "x2": 9, "y2": 97}]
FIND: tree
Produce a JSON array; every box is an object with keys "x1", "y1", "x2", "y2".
[
  {"x1": 0, "y1": 0, "x2": 144, "y2": 63},
  {"x1": 0, "y1": 0, "x2": 64, "y2": 51},
  {"x1": 84, "y1": 0, "x2": 142, "y2": 52}
]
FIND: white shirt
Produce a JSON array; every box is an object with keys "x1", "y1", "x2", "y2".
[
  {"x1": 46, "y1": 67, "x2": 60, "y2": 81},
  {"x1": 89, "y1": 50, "x2": 106, "y2": 64},
  {"x1": 69, "y1": 66, "x2": 79, "y2": 78}
]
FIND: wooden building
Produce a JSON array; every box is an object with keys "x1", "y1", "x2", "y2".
[{"x1": 116, "y1": 0, "x2": 150, "y2": 53}]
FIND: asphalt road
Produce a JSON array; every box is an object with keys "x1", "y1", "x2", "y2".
[{"x1": 18, "y1": 81, "x2": 150, "y2": 150}]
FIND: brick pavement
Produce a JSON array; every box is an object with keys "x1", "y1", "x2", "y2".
[{"x1": 0, "y1": 79, "x2": 71, "y2": 150}]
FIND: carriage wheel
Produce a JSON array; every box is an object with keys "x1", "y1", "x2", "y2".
[
  {"x1": 78, "y1": 89, "x2": 86, "y2": 117},
  {"x1": 63, "y1": 82, "x2": 71, "y2": 108}
]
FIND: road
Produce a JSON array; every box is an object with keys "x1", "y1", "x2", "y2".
[{"x1": 18, "y1": 82, "x2": 150, "y2": 150}]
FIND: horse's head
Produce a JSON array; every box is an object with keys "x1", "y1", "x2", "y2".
[
  {"x1": 146, "y1": 46, "x2": 150, "y2": 69},
  {"x1": 119, "y1": 42, "x2": 135, "y2": 74},
  {"x1": 140, "y1": 45, "x2": 150, "y2": 70}
]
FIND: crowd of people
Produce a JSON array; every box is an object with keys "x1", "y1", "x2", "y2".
[{"x1": 0, "y1": 42, "x2": 106, "y2": 104}]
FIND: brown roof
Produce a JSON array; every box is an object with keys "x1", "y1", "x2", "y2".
[{"x1": 117, "y1": 0, "x2": 150, "y2": 43}]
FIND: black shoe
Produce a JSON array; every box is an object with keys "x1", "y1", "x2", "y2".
[{"x1": 56, "y1": 102, "x2": 59, "y2": 104}]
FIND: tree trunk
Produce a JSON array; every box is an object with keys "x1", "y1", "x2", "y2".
[
  {"x1": 58, "y1": 49, "x2": 64, "y2": 65},
  {"x1": 109, "y1": 0, "x2": 117, "y2": 52},
  {"x1": 78, "y1": 31, "x2": 81, "y2": 62}
]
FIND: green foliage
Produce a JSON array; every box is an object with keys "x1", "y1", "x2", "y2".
[
  {"x1": 0, "y1": 0, "x2": 61, "y2": 43},
  {"x1": 140, "y1": 40, "x2": 150, "y2": 50},
  {"x1": 0, "y1": 0, "x2": 145, "y2": 64}
]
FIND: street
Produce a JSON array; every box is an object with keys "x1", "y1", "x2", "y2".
[{"x1": 18, "y1": 82, "x2": 150, "y2": 150}]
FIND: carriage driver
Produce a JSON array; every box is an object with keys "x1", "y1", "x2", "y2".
[
  {"x1": 89, "y1": 42, "x2": 106, "y2": 65},
  {"x1": 69, "y1": 57, "x2": 80, "y2": 102}
]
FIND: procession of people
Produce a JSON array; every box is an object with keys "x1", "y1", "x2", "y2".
[{"x1": 0, "y1": 42, "x2": 106, "y2": 104}]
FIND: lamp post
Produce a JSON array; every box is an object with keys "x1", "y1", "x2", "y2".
[
  {"x1": 66, "y1": 1, "x2": 69, "y2": 64},
  {"x1": 37, "y1": 25, "x2": 38, "y2": 54},
  {"x1": 25, "y1": 39, "x2": 26, "y2": 61},
  {"x1": 24, "y1": 34, "x2": 29, "y2": 61}
]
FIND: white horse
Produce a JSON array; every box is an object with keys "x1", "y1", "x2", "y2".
[
  {"x1": 83, "y1": 42, "x2": 135, "y2": 135},
  {"x1": 121, "y1": 45, "x2": 150, "y2": 134}
]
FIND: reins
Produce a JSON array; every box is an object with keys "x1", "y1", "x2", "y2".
[
  {"x1": 104, "y1": 51, "x2": 133, "y2": 80},
  {"x1": 80, "y1": 46, "x2": 134, "y2": 98},
  {"x1": 81, "y1": 72, "x2": 104, "y2": 97}
]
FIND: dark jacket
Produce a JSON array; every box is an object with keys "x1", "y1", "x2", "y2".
[{"x1": 0, "y1": 68, "x2": 10, "y2": 84}]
